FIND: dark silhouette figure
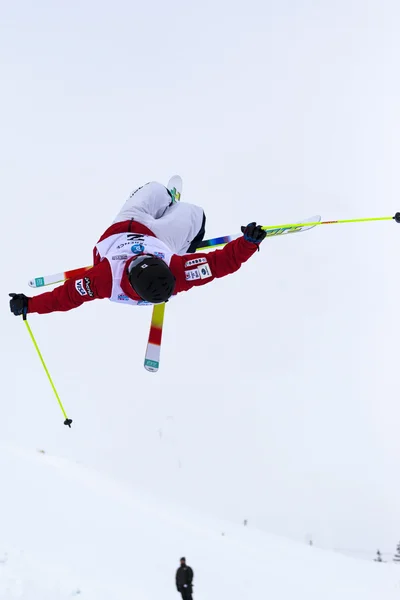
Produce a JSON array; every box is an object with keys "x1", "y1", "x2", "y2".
[{"x1": 176, "y1": 557, "x2": 194, "y2": 599}]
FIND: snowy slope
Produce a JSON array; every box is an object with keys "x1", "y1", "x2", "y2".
[{"x1": 0, "y1": 443, "x2": 399, "y2": 600}]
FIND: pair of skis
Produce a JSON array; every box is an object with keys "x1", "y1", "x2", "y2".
[{"x1": 28, "y1": 175, "x2": 320, "y2": 372}]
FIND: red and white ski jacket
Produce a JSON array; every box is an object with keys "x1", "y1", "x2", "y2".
[{"x1": 27, "y1": 220, "x2": 258, "y2": 315}]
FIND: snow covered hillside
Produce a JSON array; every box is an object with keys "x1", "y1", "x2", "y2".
[{"x1": 0, "y1": 444, "x2": 399, "y2": 600}]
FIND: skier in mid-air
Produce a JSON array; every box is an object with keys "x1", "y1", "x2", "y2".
[{"x1": 9, "y1": 181, "x2": 266, "y2": 316}]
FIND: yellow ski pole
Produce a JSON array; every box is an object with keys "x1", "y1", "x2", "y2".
[
  {"x1": 23, "y1": 316, "x2": 72, "y2": 428},
  {"x1": 262, "y1": 213, "x2": 400, "y2": 231}
]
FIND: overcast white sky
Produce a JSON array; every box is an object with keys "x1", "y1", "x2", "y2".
[{"x1": 1, "y1": 0, "x2": 400, "y2": 558}]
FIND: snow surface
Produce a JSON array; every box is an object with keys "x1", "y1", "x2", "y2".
[{"x1": 1, "y1": 443, "x2": 399, "y2": 600}]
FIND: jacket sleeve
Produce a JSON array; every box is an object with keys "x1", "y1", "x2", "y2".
[
  {"x1": 171, "y1": 236, "x2": 258, "y2": 294},
  {"x1": 187, "y1": 567, "x2": 194, "y2": 585},
  {"x1": 27, "y1": 261, "x2": 112, "y2": 315}
]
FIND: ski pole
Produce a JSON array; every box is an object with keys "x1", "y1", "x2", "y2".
[
  {"x1": 23, "y1": 316, "x2": 72, "y2": 428},
  {"x1": 262, "y1": 212, "x2": 400, "y2": 231}
]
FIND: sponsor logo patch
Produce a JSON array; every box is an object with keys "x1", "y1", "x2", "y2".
[
  {"x1": 153, "y1": 252, "x2": 165, "y2": 260},
  {"x1": 117, "y1": 293, "x2": 130, "y2": 301},
  {"x1": 127, "y1": 233, "x2": 145, "y2": 243},
  {"x1": 199, "y1": 263, "x2": 212, "y2": 279},
  {"x1": 117, "y1": 234, "x2": 145, "y2": 250},
  {"x1": 75, "y1": 279, "x2": 87, "y2": 296},
  {"x1": 185, "y1": 257, "x2": 207, "y2": 268},
  {"x1": 185, "y1": 268, "x2": 201, "y2": 281},
  {"x1": 84, "y1": 277, "x2": 94, "y2": 297},
  {"x1": 131, "y1": 243, "x2": 145, "y2": 254},
  {"x1": 112, "y1": 254, "x2": 128, "y2": 261}
]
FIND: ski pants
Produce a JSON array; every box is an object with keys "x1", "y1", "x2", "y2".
[
  {"x1": 180, "y1": 588, "x2": 193, "y2": 600},
  {"x1": 113, "y1": 181, "x2": 205, "y2": 256}
]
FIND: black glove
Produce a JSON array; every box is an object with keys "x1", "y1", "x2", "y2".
[
  {"x1": 9, "y1": 293, "x2": 29, "y2": 317},
  {"x1": 241, "y1": 222, "x2": 266, "y2": 244}
]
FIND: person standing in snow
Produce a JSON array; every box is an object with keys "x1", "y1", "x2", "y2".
[
  {"x1": 176, "y1": 557, "x2": 194, "y2": 599},
  {"x1": 9, "y1": 181, "x2": 266, "y2": 316}
]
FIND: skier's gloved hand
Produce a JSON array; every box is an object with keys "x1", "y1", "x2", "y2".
[
  {"x1": 9, "y1": 293, "x2": 29, "y2": 317},
  {"x1": 241, "y1": 222, "x2": 266, "y2": 245}
]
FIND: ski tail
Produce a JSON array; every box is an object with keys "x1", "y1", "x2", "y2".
[
  {"x1": 28, "y1": 266, "x2": 92, "y2": 288},
  {"x1": 144, "y1": 303, "x2": 166, "y2": 372},
  {"x1": 167, "y1": 175, "x2": 182, "y2": 203}
]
